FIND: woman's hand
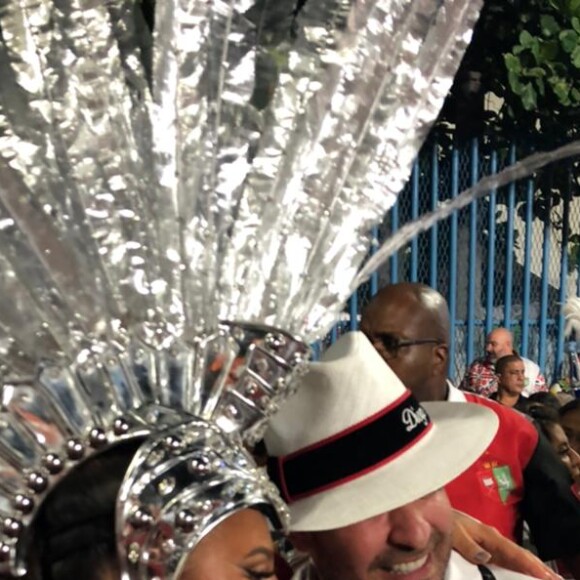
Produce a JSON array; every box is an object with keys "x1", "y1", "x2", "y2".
[{"x1": 452, "y1": 510, "x2": 562, "y2": 580}]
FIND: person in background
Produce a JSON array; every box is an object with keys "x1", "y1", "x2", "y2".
[
  {"x1": 527, "y1": 392, "x2": 562, "y2": 414},
  {"x1": 460, "y1": 328, "x2": 547, "y2": 398},
  {"x1": 361, "y1": 283, "x2": 580, "y2": 579},
  {"x1": 561, "y1": 399, "x2": 580, "y2": 456},
  {"x1": 529, "y1": 406, "x2": 580, "y2": 487},
  {"x1": 490, "y1": 355, "x2": 530, "y2": 414},
  {"x1": 528, "y1": 404, "x2": 580, "y2": 579}
]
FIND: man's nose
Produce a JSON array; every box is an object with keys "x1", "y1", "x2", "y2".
[{"x1": 385, "y1": 501, "x2": 432, "y2": 551}]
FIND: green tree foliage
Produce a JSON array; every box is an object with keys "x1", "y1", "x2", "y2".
[
  {"x1": 431, "y1": 0, "x2": 580, "y2": 272},
  {"x1": 504, "y1": 6, "x2": 580, "y2": 124},
  {"x1": 436, "y1": 0, "x2": 580, "y2": 147}
]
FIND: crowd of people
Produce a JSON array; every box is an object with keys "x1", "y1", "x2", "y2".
[
  {"x1": 359, "y1": 283, "x2": 580, "y2": 579},
  {"x1": 255, "y1": 282, "x2": 580, "y2": 579},
  {"x1": 460, "y1": 328, "x2": 547, "y2": 398}
]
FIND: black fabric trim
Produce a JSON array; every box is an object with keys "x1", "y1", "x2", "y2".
[{"x1": 267, "y1": 392, "x2": 431, "y2": 502}]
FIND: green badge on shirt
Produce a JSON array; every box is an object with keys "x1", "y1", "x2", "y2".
[{"x1": 492, "y1": 465, "x2": 515, "y2": 503}]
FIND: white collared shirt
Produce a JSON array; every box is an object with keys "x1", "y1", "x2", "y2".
[{"x1": 447, "y1": 381, "x2": 468, "y2": 402}]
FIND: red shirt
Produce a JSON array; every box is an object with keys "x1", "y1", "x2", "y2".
[{"x1": 445, "y1": 392, "x2": 538, "y2": 542}]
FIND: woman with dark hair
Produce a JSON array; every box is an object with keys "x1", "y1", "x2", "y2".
[
  {"x1": 560, "y1": 399, "x2": 580, "y2": 457},
  {"x1": 6, "y1": 414, "x2": 288, "y2": 580},
  {"x1": 529, "y1": 406, "x2": 580, "y2": 485},
  {"x1": 527, "y1": 392, "x2": 562, "y2": 414},
  {"x1": 526, "y1": 405, "x2": 580, "y2": 579},
  {"x1": 27, "y1": 441, "x2": 142, "y2": 580}
]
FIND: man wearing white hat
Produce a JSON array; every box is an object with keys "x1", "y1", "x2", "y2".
[{"x1": 266, "y1": 332, "x2": 536, "y2": 580}]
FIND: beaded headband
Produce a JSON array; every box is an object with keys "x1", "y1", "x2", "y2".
[
  {"x1": 0, "y1": 324, "x2": 306, "y2": 577},
  {"x1": 118, "y1": 418, "x2": 288, "y2": 579}
]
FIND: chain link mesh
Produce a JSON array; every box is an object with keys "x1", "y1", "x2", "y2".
[{"x1": 330, "y1": 140, "x2": 579, "y2": 384}]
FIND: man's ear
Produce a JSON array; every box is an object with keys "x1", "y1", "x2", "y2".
[
  {"x1": 433, "y1": 343, "x2": 448, "y2": 372},
  {"x1": 289, "y1": 531, "x2": 313, "y2": 553}
]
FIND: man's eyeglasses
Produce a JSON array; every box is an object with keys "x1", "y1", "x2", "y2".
[{"x1": 372, "y1": 333, "x2": 442, "y2": 357}]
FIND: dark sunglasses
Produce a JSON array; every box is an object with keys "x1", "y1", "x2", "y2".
[{"x1": 373, "y1": 333, "x2": 442, "y2": 356}]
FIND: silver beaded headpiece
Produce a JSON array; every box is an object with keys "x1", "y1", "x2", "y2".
[
  {"x1": 0, "y1": 323, "x2": 303, "y2": 578},
  {"x1": 118, "y1": 418, "x2": 289, "y2": 579},
  {"x1": 0, "y1": 0, "x2": 483, "y2": 577}
]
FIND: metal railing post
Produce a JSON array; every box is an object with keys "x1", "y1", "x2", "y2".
[{"x1": 466, "y1": 139, "x2": 479, "y2": 366}]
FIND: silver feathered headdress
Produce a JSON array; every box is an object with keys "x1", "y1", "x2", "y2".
[{"x1": 0, "y1": 0, "x2": 483, "y2": 577}]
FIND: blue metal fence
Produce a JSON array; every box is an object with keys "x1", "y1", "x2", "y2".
[{"x1": 333, "y1": 138, "x2": 578, "y2": 384}]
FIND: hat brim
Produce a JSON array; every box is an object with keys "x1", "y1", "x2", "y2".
[{"x1": 288, "y1": 401, "x2": 498, "y2": 531}]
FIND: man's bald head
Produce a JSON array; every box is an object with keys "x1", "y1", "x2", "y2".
[
  {"x1": 485, "y1": 328, "x2": 514, "y2": 362},
  {"x1": 360, "y1": 283, "x2": 450, "y2": 402},
  {"x1": 363, "y1": 284, "x2": 451, "y2": 342}
]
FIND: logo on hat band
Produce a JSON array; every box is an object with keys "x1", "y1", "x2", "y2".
[{"x1": 267, "y1": 391, "x2": 433, "y2": 503}]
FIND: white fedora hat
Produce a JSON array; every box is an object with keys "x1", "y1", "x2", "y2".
[{"x1": 265, "y1": 331, "x2": 498, "y2": 532}]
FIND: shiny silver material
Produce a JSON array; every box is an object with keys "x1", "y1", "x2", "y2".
[
  {"x1": 118, "y1": 420, "x2": 288, "y2": 580},
  {"x1": 89, "y1": 428, "x2": 108, "y2": 449},
  {"x1": 25, "y1": 473, "x2": 48, "y2": 495},
  {"x1": 114, "y1": 417, "x2": 132, "y2": 436},
  {"x1": 2, "y1": 519, "x2": 21, "y2": 539},
  {"x1": 0, "y1": 323, "x2": 301, "y2": 577},
  {"x1": 163, "y1": 435, "x2": 184, "y2": 454},
  {"x1": 65, "y1": 439, "x2": 86, "y2": 461},
  {"x1": 0, "y1": 0, "x2": 485, "y2": 577},
  {"x1": 175, "y1": 510, "x2": 196, "y2": 533},
  {"x1": 129, "y1": 508, "x2": 155, "y2": 530},
  {"x1": 0, "y1": 0, "x2": 483, "y2": 381},
  {"x1": 188, "y1": 455, "x2": 212, "y2": 477},
  {"x1": 12, "y1": 496, "x2": 33, "y2": 515},
  {"x1": 42, "y1": 454, "x2": 64, "y2": 475}
]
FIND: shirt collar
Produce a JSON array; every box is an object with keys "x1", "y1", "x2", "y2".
[{"x1": 446, "y1": 381, "x2": 467, "y2": 402}]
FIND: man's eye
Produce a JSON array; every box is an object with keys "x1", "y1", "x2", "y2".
[{"x1": 378, "y1": 334, "x2": 399, "y2": 351}]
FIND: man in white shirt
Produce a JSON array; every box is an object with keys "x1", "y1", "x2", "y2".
[{"x1": 265, "y1": 332, "x2": 537, "y2": 580}]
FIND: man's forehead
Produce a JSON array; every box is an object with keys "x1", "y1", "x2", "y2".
[
  {"x1": 501, "y1": 361, "x2": 524, "y2": 372},
  {"x1": 363, "y1": 295, "x2": 421, "y2": 329},
  {"x1": 488, "y1": 329, "x2": 510, "y2": 342},
  {"x1": 366, "y1": 289, "x2": 422, "y2": 315}
]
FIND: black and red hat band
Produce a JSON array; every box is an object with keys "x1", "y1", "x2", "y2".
[{"x1": 267, "y1": 391, "x2": 433, "y2": 503}]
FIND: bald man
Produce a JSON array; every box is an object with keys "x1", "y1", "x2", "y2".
[
  {"x1": 460, "y1": 327, "x2": 547, "y2": 398},
  {"x1": 361, "y1": 283, "x2": 580, "y2": 577}
]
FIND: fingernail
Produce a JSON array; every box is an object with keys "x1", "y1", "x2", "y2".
[{"x1": 474, "y1": 551, "x2": 491, "y2": 564}]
